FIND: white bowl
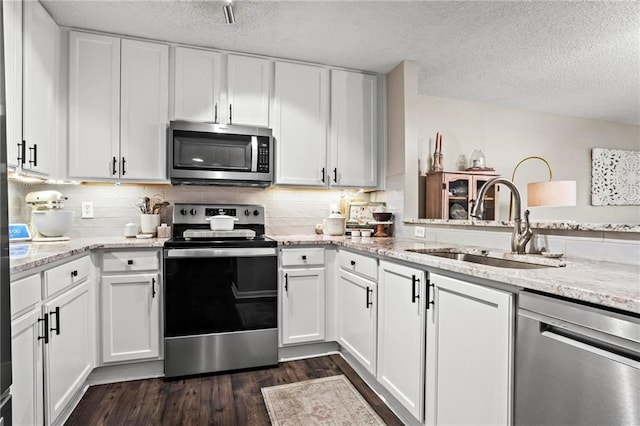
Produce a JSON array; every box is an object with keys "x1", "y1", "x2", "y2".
[
  {"x1": 206, "y1": 215, "x2": 239, "y2": 231},
  {"x1": 32, "y1": 210, "x2": 74, "y2": 237}
]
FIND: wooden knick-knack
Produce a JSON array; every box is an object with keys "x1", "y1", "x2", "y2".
[{"x1": 432, "y1": 132, "x2": 444, "y2": 172}]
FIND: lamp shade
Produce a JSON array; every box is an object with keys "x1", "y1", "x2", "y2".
[{"x1": 527, "y1": 180, "x2": 576, "y2": 207}]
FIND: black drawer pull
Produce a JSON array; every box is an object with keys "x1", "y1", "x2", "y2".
[
  {"x1": 284, "y1": 273, "x2": 288, "y2": 292},
  {"x1": 350, "y1": 260, "x2": 356, "y2": 266},
  {"x1": 152, "y1": 277, "x2": 156, "y2": 298},
  {"x1": 112, "y1": 156, "x2": 118, "y2": 175},
  {"x1": 366, "y1": 286, "x2": 373, "y2": 308},
  {"x1": 127, "y1": 260, "x2": 134, "y2": 265},
  {"x1": 29, "y1": 144, "x2": 38, "y2": 166},
  {"x1": 301, "y1": 255, "x2": 307, "y2": 260},
  {"x1": 411, "y1": 275, "x2": 420, "y2": 303},
  {"x1": 70, "y1": 270, "x2": 78, "y2": 278}
]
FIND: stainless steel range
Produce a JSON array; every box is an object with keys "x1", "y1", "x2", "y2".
[{"x1": 163, "y1": 203, "x2": 278, "y2": 378}]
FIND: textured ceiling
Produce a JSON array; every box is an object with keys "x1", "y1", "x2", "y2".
[{"x1": 42, "y1": 0, "x2": 640, "y2": 125}]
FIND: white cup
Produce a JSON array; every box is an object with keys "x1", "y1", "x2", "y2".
[{"x1": 140, "y1": 214, "x2": 161, "y2": 235}]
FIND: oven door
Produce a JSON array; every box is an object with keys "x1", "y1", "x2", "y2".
[
  {"x1": 164, "y1": 247, "x2": 277, "y2": 337},
  {"x1": 163, "y1": 247, "x2": 278, "y2": 377}
]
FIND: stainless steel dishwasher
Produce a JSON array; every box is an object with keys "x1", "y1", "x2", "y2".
[{"x1": 516, "y1": 291, "x2": 640, "y2": 425}]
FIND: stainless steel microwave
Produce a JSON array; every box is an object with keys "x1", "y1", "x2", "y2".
[{"x1": 168, "y1": 121, "x2": 273, "y2": 187}]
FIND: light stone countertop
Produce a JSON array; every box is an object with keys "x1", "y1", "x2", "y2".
[
  {"x1": 9, "y1": 236, "x2": 168, "y2": 275},
  {"x1": 270, "y1": 235, "x2": 640, "y2": 314},
  {"x1": 9, "y1": 235, "x2": 639, "y2": 314}
]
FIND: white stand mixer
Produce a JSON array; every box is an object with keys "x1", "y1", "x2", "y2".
[{"x1": 26, "y1": 190, "x2": 75, "y2": 242}]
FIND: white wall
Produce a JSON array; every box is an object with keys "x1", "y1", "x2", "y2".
[{"x1": 416, "y1": 95, "x2": 640, "y2": 223}]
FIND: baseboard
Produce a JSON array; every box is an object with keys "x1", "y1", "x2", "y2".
[
  {"x1": 278, "y1": 341, "x2": 340, "y2": 361},
  {"x1": 87, "y1": 360, "x2": 165, "y2": 386},
  {"x1": 52, "y1": 383, "x2": 89, "y2": 426}
]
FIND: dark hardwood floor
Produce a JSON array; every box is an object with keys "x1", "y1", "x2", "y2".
[{"x1": 65, "y1": 354, "x2": 404, "y2": 425}]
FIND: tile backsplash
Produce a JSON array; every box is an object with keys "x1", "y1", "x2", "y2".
[{"x1": 9, "y1": 181, "x2": 368, "y2": 238}]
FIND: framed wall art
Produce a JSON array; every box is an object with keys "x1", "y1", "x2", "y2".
[{"x1": 591, "y1": 148, "x2": 640, "y2": 206}]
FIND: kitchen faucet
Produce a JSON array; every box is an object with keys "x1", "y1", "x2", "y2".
[{"x1": 471, "y1": 177, "x2": 533, "y2": 254}]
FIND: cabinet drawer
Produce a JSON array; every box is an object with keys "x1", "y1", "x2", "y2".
[
  {"x1": 44, "y1": 255, "x2": 91, "y2": 298},
  {"x1": 339, "y1": 250, "x2": 378, "y2": 281},
  {"x1": 11, "y1": 274, "x2": 41, "y2": 317},
  {"x1": 102, "y1": 250, "x2": 160, "y2": 272},
  {"x1": 281, "y1": 247, "x2": 325, "y2": 267}
]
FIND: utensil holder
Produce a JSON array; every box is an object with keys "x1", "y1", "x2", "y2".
[{"x1": 140, "y1": 214, "x2": 161, "y2": 235}]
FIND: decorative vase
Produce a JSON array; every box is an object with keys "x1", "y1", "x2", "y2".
[{"x1": 140, "y1": 214, "x2": 161, "y2": 235}]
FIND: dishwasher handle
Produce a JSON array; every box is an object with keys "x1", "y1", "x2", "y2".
[{"x1": 540, "y1": 321, "x2": 640, "y2": 369}]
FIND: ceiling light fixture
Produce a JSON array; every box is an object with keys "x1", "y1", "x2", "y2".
[{"x1": 223, "y1": 2, "x2": 235, "y2": 24}]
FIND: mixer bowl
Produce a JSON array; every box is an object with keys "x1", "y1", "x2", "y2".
[{"x1": 32, "y1": 210, "x2": 74, "y2": 237}]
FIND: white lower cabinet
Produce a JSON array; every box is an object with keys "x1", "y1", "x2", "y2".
[
  {"x1": 337, "y1": 268, "x2": 377, "y2": 374},
  {"x1": 44, "y1": 280, "x2": 92, "y2": 425},
  {"x1": 281, "y1": 268, "x2": 326, "y2": 344},
  {"x1": 426, "y1": 273, "x2": 513, "y2": 426},
  {"x1": 100, "y1": 249, "x2": 162, "y2": 363},
  {"x1": 377, "y1": 261, "x2": 426, "y2": 421},
  {"x1": 11, "y1": 306, "x2": 44, "y2": 426},
  {"x1": 280, "y1": 248, "x2": 326, "y2": 345}
]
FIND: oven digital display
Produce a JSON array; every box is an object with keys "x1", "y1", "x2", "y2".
[{"x1": 205, "y1": 208, "x2": 236, "y2": 217}]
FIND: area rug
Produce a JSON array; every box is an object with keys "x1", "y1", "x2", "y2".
[{"x1": 261, "y1": 375, "x2": 386, "y2": 425}]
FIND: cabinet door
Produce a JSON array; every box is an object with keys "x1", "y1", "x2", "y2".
[
  {"x1": 11, "y1": 307, "x2": 44, "y2": 426},
  {"x1": 337, "y1": 269, "x2": 376, "y2": 374},
  {"x1": 68, "y1": 31, "x2": 121, "y2": 179},
  {"x1": 377, "y1": 261, "x2": 426, "y2": 421},
  {"x1": 427, "y1": 273, "x2": 513, "y2": 426},
  {"x1": 120, "y1": 39, "x2": 169, "y2": 180},
  {"x1": 226, "y1": 54, "x2": 271, "y2": 127},
  {"x1": 173, "y1": 46, "x2": 221, "y2": 122},
  {"x1": 101, "y1": 273, "x2": 160, "y2": 363},
  {"x1": 329, "y1": 70, "x2": 378, "y2": 188},
  {"x1": 281, "y1": 268, "x2": 325, "y2": 345},
  {"x1": 3, "y1": 0, "x2": 22, "y2": 169},
  {"x1": 23, "y1": 0, "x2": 57, "y2": 177},
  {"x1": 444, "y1": 173, "x2": 472, "y2": 220},
  {"x1": 44, "y1": 281, "x2": 92, "y2": 426},
  {"x1": 273, "y1": 61, "x2": 328, "y2": 186}
]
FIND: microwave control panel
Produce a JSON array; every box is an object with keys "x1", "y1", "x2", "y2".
[{"x1": 257, "y1": 139, "x2": 270, "y2": 172}]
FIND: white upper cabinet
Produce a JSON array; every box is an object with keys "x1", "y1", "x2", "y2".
[
  {"x1": 22, "y1": 0, "x2": 58, "y2": 177},
  {"x1": 68, "y1": 32, "x2": 120, "y2": 180},
  {"x1": 330, "y1": 70, "x2": 378, "y2": 188},
  {"x1": 3, "y1": 0, "x2": 23, "y2": 169},
  {"x1": 273, "y1": 61, "x2": 329, "y2": 186},
  {"x1": 68, "y1": 32, "x2": 168, "y2": 181},
  {"x1": 173, "y1": 46, "x2": 221, "y2": 122},
  {"x1": 120, "y1": 39, "x2": 169, "y2": 180},
  {"x1": 225, "y1": 54, "x2": 271, "y2": 127}
]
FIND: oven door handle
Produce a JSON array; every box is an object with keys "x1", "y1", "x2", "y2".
[{"x1": 165, "y1": 247, "x2": 277, "y2": 258}]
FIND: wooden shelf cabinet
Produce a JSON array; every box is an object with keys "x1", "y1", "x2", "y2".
[{"x1": 425, "y1": 171, "x2": 500, "y2": 220}]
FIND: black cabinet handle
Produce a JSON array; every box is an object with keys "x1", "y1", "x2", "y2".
[
  {"x1": 18, "y1": 141, "x2": 26, "y2": 165},
  {"x1": 365, "y1": 286, "x2": 373, "y2": 308},
  {"x1": 426, "y1": 279, "x2": 435, "y2": 310},
  {"x1": 412, "y1": 275, "x2": 420, "y2": 303},
  {"x1": 229, "y1": 104, "x2": 233, "y2": 125},
  {"x1": 50, "y1": 307, "x2": 60, "y2": 335},
  {"x1": 301, "y1": 255, "x2": 307, "y2": 260},
  {"x1": 284, "y1": 273, "x2": 288, "y2": 292},
  {"x1": 122, "y1": 157, "x2": 126, "y2": 175},
  {"x1": 321, "y1": 167, "x2": 326, "y2": 183},
  {"x1": 350, "y1": 260, "x2": 356, "y2": 266},
  {"x1": 38, "y1": 314, "x2": 49, "y2": 344},
  {"x1": 214, "y1": 102, "x2": 218, "y2": 123},
  {"x1": 112, "y1": 156, "x2": 118, "y2": 175},
  {"x1": 29, "y1": 144, "x2": 37, "y2": 166},
  {"x1": 333, "y1": 168, "x2": 338, "y2": 183},
  {"x1": 127, "y1": 259, "x2": 134, "y2": 265},
  {"x1": 70, "y1": 270, "x2": 78, "y2": 278},
  {"x1": 152, "y1": 277, "x2": 156, "y2": 298}
]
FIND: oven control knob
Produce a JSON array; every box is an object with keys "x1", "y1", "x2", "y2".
[
  {"x1": 244, "y1": 209, "x2": 251, "y2": 216},
  {"x1": 180, "y1": 208, "x2": 188, "y2": 216},
  {"x1": 190, "y1": 209, "x2": 197, "y2": 216},
  {"x1": 253, "y1": 209, "x2": 260, "y2": 216}
]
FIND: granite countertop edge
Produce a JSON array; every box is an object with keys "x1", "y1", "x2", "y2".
[
  {"x1": 403, "y1": 218, "x2": 640, "y2": 233},
  {"x1": 10, "y1": 235, "x2": 639, "y2": 314},
  {"x1": 271, "y1": 235, "x2": 640, "y2": 314}
]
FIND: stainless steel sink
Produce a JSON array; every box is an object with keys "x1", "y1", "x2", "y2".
[{"x1": 405, "y1": 249, "x2": 560, "y2": 269}]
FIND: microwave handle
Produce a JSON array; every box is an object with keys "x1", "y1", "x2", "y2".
[{"x1": 251, "y1": 136, "x2": 258, "y2": 172}]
